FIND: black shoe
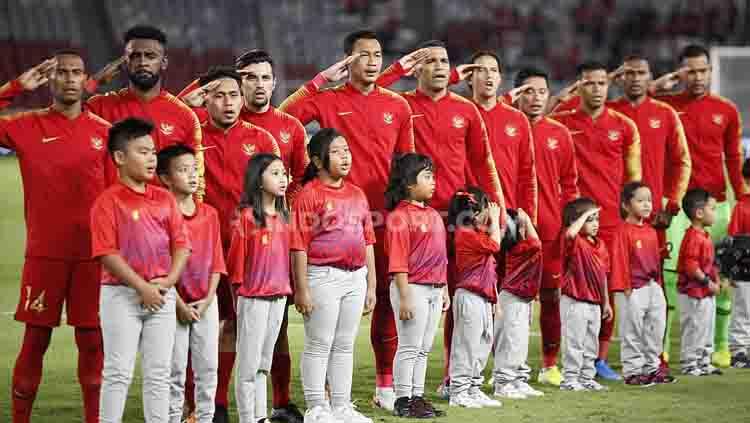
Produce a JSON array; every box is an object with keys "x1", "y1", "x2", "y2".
[
  {"x1": 409, "y1": 396, "x2": 439, "y2": 419},
  {"x1": 393, "y1": 396, "x2": 412, "y2": 418},
  {"x1": 213, "y1": 405, "x2": 229, "y2": 423},
  {"x1": 731, "y1": 353, "x2": 750, "y2": 369},
  {"x1": 270, "y1": 403, "x2": 304, "y2": 423}
]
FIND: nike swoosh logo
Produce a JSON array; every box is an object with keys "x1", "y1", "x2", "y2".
[
  {"x1": 198, "y1": 145, "x2": 217, "y2": 151},
  {"x1": 569, "y1": 130, "x2": 583, "y2": 135},
  {"x1": 677, "y1": 112, "x2": 686, "y2": 115},
  {"x1": 42, "y1": 136, "x2": 61, "y2": 143},
  {"x1": 412, "y1": 114, "x2": 425, "y2": 118},
  {"x1": 337, "y1": 112, "x2": 353, "y2": 116}
]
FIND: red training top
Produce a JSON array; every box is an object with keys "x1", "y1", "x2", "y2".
[
  {"x1": 562, "y1": 234, "x2": 610, "y2": 304},
  {"x1": 677, "y1": 226, "x2": 717, "y2": 299},
  {"x1": 454, "y1": 227, "x2": 500, "y2": 302},
  {"x1": 501, "y1": 238, "x2": 543, "y2": 300},
  {"x1": 178, "y1": 202, "x2": 226, "y2": 303}
]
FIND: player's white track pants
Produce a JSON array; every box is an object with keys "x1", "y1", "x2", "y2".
[
  {"x1": 730, "y1": 282, "x2": 750, "y2": 357},
  {"x1": 560, "y1": 295, "x2": 601, "y2": 385},
  {"x1": 679, "y1": 294, "x2": 716, "y2": 371},
  {"x1": 301, "y1": 265, "x2": 367, "y2": 409},
  {"x1": 449, "y1": 288, "x2": 493, "y2": 395},
  {"x1": 168, "y1": 298, "x2": 219, "y2": 423},
  {"x1": 100, "y1": 285, "x2": 177, "y2": 423},
  {"x1": 391, "y1": 283, "x2": 443, "y2": 399},
  {"x1": 493, "y1": 291, "x2": 533, "y2": 387},
  {"x1": 614, "y1": 281, "x2": 666, "y2": 378},
  {"x1": 235, "y1": 295, "x2": 286, "y2": 423}
]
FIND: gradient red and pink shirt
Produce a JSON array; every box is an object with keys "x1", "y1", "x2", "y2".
[
  {"x1": 291, "y1": 178, "x2": 375, "y2": 270},
  {"x1": 227, "y1": 208, "x2": 291, "y2": 298},
  {"x1": 454, "y1": 227, "x2": 500, "y2": 302},
  {"x1": 501, "y1": 238, "x2": 543, "y2": 300},
  {"x1": 0, "y1": 85, "x2": 116, "y2": 259},
  {"x1": 178, "y1": 203, "x2": 226, "y2": 303},
  {"x1": 609, "y1": 222, "x2": 661, "y2": 292},
  {"x1": 562, "y1": 234, "x2": 610, "y2": 304},
  {"x1": 386, "y1": 200, "x2": 448, "y2": 285},
  {"x1": 677, "y1": 226, "x2": 718, "y2": 299},
  {"x1": 90, "y1": 183, "x2": 191, "y2": 286}
]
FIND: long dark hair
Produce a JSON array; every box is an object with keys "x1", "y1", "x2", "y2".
[
  {"x1": 302, "y1": 128, "x2": 344, "y2": 185},
  {"x1": 238, "y1": 153, "x2": 288, "y2": 226},
  {"x1": 447, "y1": 186, "x2": 489, "y2": 255},
  {"x1": 384, "y1": 153, "x2": 434, "y2": 211}
]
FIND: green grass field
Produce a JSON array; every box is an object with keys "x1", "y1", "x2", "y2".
[{"x1": 0, "y1": 155, "x2": 748, "y2": 422}]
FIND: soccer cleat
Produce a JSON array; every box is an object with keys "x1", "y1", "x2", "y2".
[
  {"x1": 682, "y1": 367, "x2": 703, "y2": 376},
  {"x1": 270, "y1": 403, "x2": 304, "y2": 423},
  {"x1": 372, "y1": 387, "x2": 395, "y2": 411},
  {"x1": 581, "y1": 380, "x2": 609, "y2": 391},
  {"x1": 624, "y1": 374, "x2": 655, "y2": 387},
  {"x1": 393, "y1": 397, "x2": 412, "y2": 418},
  {"x1": 711, "y1": 350, "x2": 732, "y2": 368},
  {"x1": 493, "y1": 383, "x2": 527, "y2": 399},
  {"x1": 650, "y1": 367, "x2": 678, "y2": 384},
  {"x1": 513, "y1": 381, "x2": 545, "y2": 397},
  {"x1": 537, "y1": 366, "x2": 562, "y2": 386},
  {"x1": 213, "y1": 405, "x2": 229, "y2": 423},
  {"x1": 731, "y1": 353, "x2": 750, "y2": 368},
  {"x1": 594, "y1": 359, "x2": 622, "y2": 381},
  {"x1": 469, "y1": 387, "x2": 503, "y2": 407},
  {"x1": 303, "y1": 405, "x2": 338, "y2": 423},
  {"x1": 409, "y1": 396, "x2": 439, "y2": 418},
  {"x1": 701, "y1": 366, "x2": 723, "y2": 376},
  {"x1": 559, "y1": 381, "x2": 587, "y2": 392},
  {"x1": 436, "y1": 382, "x2": 450, "y2": 400},
  {"x1": 417, "y1": 397, "x2": 444, "y2": 417},
  {"x1": 332, "y1": 403, "x2": 373, "y2": 423},
  {"x1": 450, "y1": 391, "x2": 483, "y2": 408}
]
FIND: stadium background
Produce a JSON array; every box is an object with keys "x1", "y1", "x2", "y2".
[{"x1": 1, "y1": 1, "x2": 750, "y2": 422}]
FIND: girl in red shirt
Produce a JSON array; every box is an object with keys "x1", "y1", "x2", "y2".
[
  {"x1": 227, "y1": 153, "x2": 291, "y2": 423},
  {"x1": 384, "y1": 153, "x2": 449, "y2": 419}
]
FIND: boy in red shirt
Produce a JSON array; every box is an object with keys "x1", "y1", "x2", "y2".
[
  {"x1": 677, "y1": 188, "x2": 723, "y2": 376},
  {"x1": 157, "y1": 145, "x2": 225, "y2": 423},
  {"x1": 560, "y1": 198, "x2": 613, "y2": 391},
  {"x1": 91, "y1": 118, "x2": 191, "y2": 422},
  {"x1": 727, "y1": 160, "x2": 750, "y2": 368}
]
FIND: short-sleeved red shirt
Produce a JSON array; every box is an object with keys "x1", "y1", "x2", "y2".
[
  {"x1": 178, "y1": 203, "x2": 226, "y2": 303},
  {"x1": 455, "y1": 227, "x2": 500, "y2": 302},
  {"x1": 609, "y1": 222, "x2": 661, "y2": 292},
  {"x1": 502, "y1": 238, "x2": 543, "y2": 300},
  {"x1": 677, "y1": 226, "x2": 717, "y2": 299},
  {"x1": 562, "y1": 234, "x2": 610, "y2": 304}
]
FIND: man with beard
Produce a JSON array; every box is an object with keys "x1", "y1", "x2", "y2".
[
  {"x1": 550, "y1": 61, "x2": 642, "y2": 381},
  {"x1": 87, "y1": 25, "x2": 203, "y2": 192},
  {"x1": 655, "y1": 45, "x2": 744, "y2": 368},
  {"x1": 0, "y1": 51, "x2": 115, "y2": 423},
  {"x1": 279, "y1": 29, "x2": 415, "y2": 412},
  {"x1": 178, "y1": 49, "x2": 308, "y2": 423},
  {"x1": 514, "y1": 67, "x2": 579, "y2": 386}
]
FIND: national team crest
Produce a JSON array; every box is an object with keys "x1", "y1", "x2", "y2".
[
  {"x1": 547, "y1": 138, "x2": 559, "y2": 150},
  {"x1": 712, "y1": 114, "x2": 724, "y2": 125},
  {"x1": 91, "y1": 137, "x2": 104, "y2": 150},
  {"x1": 608, "y1": 130, "x2": 621, "y2": 141},
  {"x1": 383, "y1": 112, "x2": 394, "y2": 125},
  {"x1": 504, "y1": 125, "x2": 518, "y2": 137},
  {"x1": 326, "y1": 201, "x2": 334, "y2": 211},
  {"x1": 279, "y1": 131, "x2": 291, "y2": 144},
  {"x1": 132, "y1": 210, "x2": 140, "y2": 221},
  {"x1": 420, "y1": 223, "x2": 428, "y2": 232},
  {"x1": 160, "y1": 122, "x2": 175, "y2": 136},
  {"x1": 636, "y1": 239, "x2": 643, "y2": 249},
  {"x1": 261, "y1": 234, "x2": 269, "y2": 245},
  {"x1": 649, "y1": 118, "x2": 661, "y2": 129},
  {"x1": 452, "y1": 116, "x2": 465, "y2": 129},
  {"x1": 242, "y1": 144, "x2": 256, "y2": 156}
]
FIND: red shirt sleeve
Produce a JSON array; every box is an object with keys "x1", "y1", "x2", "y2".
[
  {"x1": 362, "y1": 197, "x2": 376, "y2": 246},
  {"x1": 728, "y1": 203, "x2": 746, "y2": 237},
  {"x1": 386, "y1": 211, "x2": 410, "y2": 274},
  {"x1": 663, "y1": 107, "x2": 691, "y2": 213},
  {"x1": 559, "y1": 127, "x2": 580, "y2": 205},
  {"x1": 90, "y1": 193, "x2": 119, "y2": 258},
  {"x1": 395, "y1": 103, "x2": 416, "y2": 154},
  {"x1": 278, "y1": 81, "x2": 324, "y2": 125},
  {"x1": 167, "y1": 195, "x2": 191, "y2": 252},
  {"x1": 177, "y1": 79, "x2": 201, "y2": 99},
  {"x1": 0, "y1": 112, "x2": 21, "y2": 149},
  {"x1": 466, "y1": 104, "x2": 505, "y2": 209},
  {"x1": 517, "y1": 116, "x2": 538, "y2": 222},
  {"x1": 226, "y1": 213, "x2": 249, "y2": 284},
  {"x1": 460, "y1": 229, "x2": 501, "y2": 256},
  {"x1": 376, "y1": 62, "x2": 406, "y2": 88},
  {"x1": 607, "y1": 226, "x2": 632, "y2": 291},
  {"x1": 290, "y1": 191, "x2": 316, "y2": 251},
  {"x1": 724, "y1": 104, "x2": 746, "y2": 197},
  {"x1": 621, "y1": 114, "x2": 642, "y2": 183},
  {"x1": 681, "y1": 234, "x2": 703, "y2": 279},
  {"x1": 210, "y1": 210, "x2": 227, "y2": 275},
  {"x1": 0, "y1": 79, "x2": 24, "y2": 110},
  {"x1": 287, "y1": 119, "x2": 309, "y2": 204}
]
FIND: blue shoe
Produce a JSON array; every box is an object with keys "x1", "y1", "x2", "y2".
[{"x1": 595, "y1": 359, "x2": 622, "y2": 381}]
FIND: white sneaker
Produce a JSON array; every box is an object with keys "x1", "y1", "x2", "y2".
[
  {"x1": 469, "y1": 387, "x2": 502, "y2": 407},
  {"x1": 449, "y1": 391, "x2": 483, "y2": 408},
  {"x1": 372, "y1": 387, "x2": 395, "y2": 411},
  {"x1": 493, "y1": 383, "x2": 527, "y2": 399},
  {"x1": 581, "y1": 380, "x2": 609, "y2": 391},
  {"x1": 514, "y1": 381, "x2": 545, "y2": 397},
  {"x1": 560, "y1": 381, "x2": 586, "y2": 392},
  {"x1": 304, "y1": 405, "x2": 338, "y2": 423},
  {"x1": 331, "y1": 403, "x2": 373, "y2": 423}
]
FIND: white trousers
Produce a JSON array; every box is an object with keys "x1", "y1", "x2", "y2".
[
  {"x1": 493, "y1": 291, "x2": 533, "y2": 386},
  {"x1": 169, "y1": 298, "x2": 219, "y2": 423},
  {"x1": 449, "y1": 289, "x2": 493, "y2": 394},
  {"x1": 301, "y1": 266, "x2": 367, "y2": 409},
  {"x1": 679, "y1": 294, "x2": 716, "y2": 371},
  {"x1": 100, "y1": 285, "x2": 177, "y2": 423},
  {"x1": 560, "y1": 295, "x2": 601, "y2": 385},
  {"x1": 235, "y1": 296, "x2": 286, "y2": 423},
  {"x1": 391, "y1": 283, "x2": 443, "y2": 399},
  {"x1": 614, "y1": 282, "x2": 666, "y2": 378},
  {"x1": 729, "y1": 282, "x2": 750, "y2": 356}
]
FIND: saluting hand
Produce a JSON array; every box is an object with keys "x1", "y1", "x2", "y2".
[
  {"x1": 320, "y1": 55, "x2": 356, "y2": 82},
  {"x1": 91, "y1": 55, "x2": 126, "y2": 86},
  {"x1": 398, "y1": 48, "x2": 431, "y2": 76},
  {"x1": 18, "y1": 58, "x2": 57, "y2": 91},
  {"x1": 182, "y1": 79, "x2": 221, "y2": 108}
]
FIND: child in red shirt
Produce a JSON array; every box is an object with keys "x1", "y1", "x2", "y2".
[
  {"x1": 677, "y1": 188, "x2": 722, "y2": 376},
  {"x1": 157, "y1": 145, "x2": 226, "y2": 423},
  {"x1": 560, "y1": 198, "x2": 613, "y2": 392},
  {"x1": 611, "y1": 182, "x2": 674, "y2": 386},
  {"x1": 446, "y1": 187, "x2": 503, "y2": 409},
  {"x1": 291, "y1": 128, "x2": 377, "y2": 423},
  {"x1": 385, "y1": 153, "x2": 449, "y2": 419},
  {"x1": 91, "y1": 118, "x2": 191, "y2": 422},
  {"x1": 727, "y1": 159, "x2": 750, "y2": 368},
  {"x1": 226, "y1": 153, "x2": 291, "y2": 423}
]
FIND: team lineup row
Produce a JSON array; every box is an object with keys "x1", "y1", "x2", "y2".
[{"x1": 1, "y1": 24, "x2": 748, "y2": 423}]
